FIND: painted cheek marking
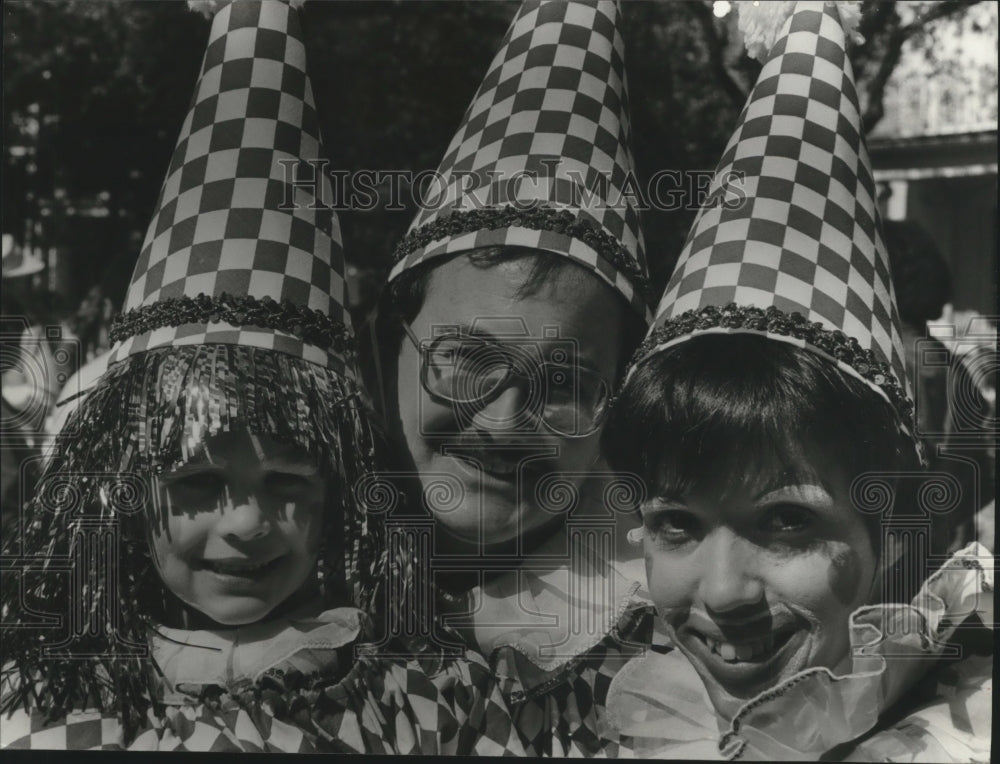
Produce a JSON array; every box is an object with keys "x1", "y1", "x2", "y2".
[{"x1": 828, "y1": 544, "x2": 864, "y2": 606}]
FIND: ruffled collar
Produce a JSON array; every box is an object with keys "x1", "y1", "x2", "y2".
[
  {"x1": 444, "y1": 531, "x2": 650, "y2": 695},
  {"x1": 149, "y1": 606, "x2": 364, "y2": 702},
  {"x1": 605, "y1": 543, "x2": 993, "y2": 760}
]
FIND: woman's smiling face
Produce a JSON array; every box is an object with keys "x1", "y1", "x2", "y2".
[
  {"x1": 149, "y1": 428, "x2": 327, "y2": 627},
  {"x1": 641, "y1": 446, "x2": 879, "y2": 721}
]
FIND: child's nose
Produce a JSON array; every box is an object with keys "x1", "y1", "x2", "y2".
[
  {"x1": 696, "y1": 528, "x2": 765, "y2": 612},
  {"x1": 216, "y1": 495, "x2": 271, "y2": 541}
]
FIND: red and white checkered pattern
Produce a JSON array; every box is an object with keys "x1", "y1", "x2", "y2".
[
  {"x1": 643, "y1": 2, "x2": 910, "y2": 406},
  {"x1": 389, "y1": 0, "x2": 649, "y2": 319},
  {"x1": 108, "y1": 0, "x2": 345, "y2": 370}
]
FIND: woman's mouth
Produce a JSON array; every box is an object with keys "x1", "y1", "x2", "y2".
[
  {"x1": 700, "y1": 627, "x2": 796, "y2": 663},
  {"x1": 683, "y1": 622, "x2": 806, "y2": 692}
]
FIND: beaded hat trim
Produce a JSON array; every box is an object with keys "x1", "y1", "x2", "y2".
[
  {"x1": 629, "y1": 302, "x2": 920, "y2": 453},
  {"x1": 392, "y1": 205, "x2": 653, "y2": 305},
  {"x1": 110, "y1": 293, "x2": 355, "y2": 355}
]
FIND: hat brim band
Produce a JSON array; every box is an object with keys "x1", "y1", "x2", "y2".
[
  {"x1": 111, "y1": 293, "x2": 352, "y2": 356},
  {"x1": 628, "y1": 303, "x2": 923, "y2": 463},
  {"x1": 390, "y1": 205, "x2": 652, "y2": 319}
]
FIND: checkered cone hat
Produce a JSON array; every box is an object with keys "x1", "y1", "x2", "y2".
[
  {"x1": 633, "y1": 1, "x2": 916, "y2": 437},
  {"x1": 390, "y1": 0, "x2": 651, "y2": 320},
  {"x1": 108, "y1": 0, "x2": 349, "y2": 375}
]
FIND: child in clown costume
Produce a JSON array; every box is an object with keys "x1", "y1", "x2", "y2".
[
  {"x1": 0, "y1": 0, "x2": 522, "y2": 754},
  {"x1": 599, "y1": 2, "x2": 993, "y2": 760}
]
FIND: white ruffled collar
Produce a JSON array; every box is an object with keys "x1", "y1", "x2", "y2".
[
  {"x1": 605, "y1": 543, "x2": 993, "y2": 760},
  {"x1": 451, "y1": 530, "x2": 649, "y2": 688},
  {"x1": 149, "y1": 606, "x2": 363, "y2": 700}
]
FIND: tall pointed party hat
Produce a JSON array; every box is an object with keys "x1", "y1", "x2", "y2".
[
  {"x1": 389, "y1": 0, "x2": 651, "y2": 320},
  {"x1": 633, "y1": 1, "x2": 916, "y2": 439},
  {"x1": 108, "y1": 0, "x2": 349, "y2": 374}
]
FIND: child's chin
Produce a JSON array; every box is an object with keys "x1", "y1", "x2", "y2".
[{"x1": 195, "y1": 597, "x2": 280, "y2": 627}]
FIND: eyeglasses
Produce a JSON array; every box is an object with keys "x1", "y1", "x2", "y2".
[{"x1": 402, "y1": 323, "x2": 610, "y2": 437}]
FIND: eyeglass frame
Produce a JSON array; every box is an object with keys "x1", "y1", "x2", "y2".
[{"x1": 400, "y1": 321, "x2": 611, "y2": 438}]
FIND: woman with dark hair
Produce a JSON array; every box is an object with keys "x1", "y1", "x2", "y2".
[{"x1": 598, "y1": 3, "x2": 992, "y2": 759}]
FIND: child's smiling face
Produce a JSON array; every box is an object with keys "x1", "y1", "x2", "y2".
[
  {"x1": 640, "y1": 444, "x2": 880, "y2": 722},
  {"x1": 149, "y1": 428, "x2": 327, "y2": 626}
]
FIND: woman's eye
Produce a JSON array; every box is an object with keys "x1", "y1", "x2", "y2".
[
  {"x1": 763, "y1": 504, "x2": 813, "y2": 534},
  {"x1": 644, "y1": 509, "x2": 701, "y2": 544}
]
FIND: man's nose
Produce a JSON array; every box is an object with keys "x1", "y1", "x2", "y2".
[{"x1": 471, "y1": 383, "x2": 538, "y2": 432}]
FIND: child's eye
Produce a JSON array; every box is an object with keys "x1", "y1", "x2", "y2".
[
  {"x1": 762, "y1": 504, "x2": 814, "y2": 535},
  {"x1": 167, "y1": 471, "x2": 226, "y2": 500},
  {"x1": 263, "y1": 471, "x2": 315, "y2": 496},
  {"x1": 644, "y1": 509, "x2": 701, "y2": 545}
]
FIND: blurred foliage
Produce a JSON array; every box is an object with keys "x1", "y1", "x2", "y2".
[{"x1": 2, "y1": 0, "x2": 986, "y2": 314}]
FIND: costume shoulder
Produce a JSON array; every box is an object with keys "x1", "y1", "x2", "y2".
[
  {"x1": 0, "y1": 698, "x2": 321, "y2": 752},
  {"x1": 838, "y1": 595, "x2": 993, "y2": 762},
  {"x1": 308, "y1": 646, "x2": 525, "y2": 755}
]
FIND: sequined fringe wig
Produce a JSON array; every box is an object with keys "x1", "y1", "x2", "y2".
[{"x1": 0, "y1": 344, "x2": 384, "y2": 742}]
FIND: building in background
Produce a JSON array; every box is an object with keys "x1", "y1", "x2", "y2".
[{"x1": 869, "y1": 1, "x2": 998, "y2": 316}]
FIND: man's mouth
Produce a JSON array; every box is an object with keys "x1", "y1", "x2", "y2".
[{"x1": 446, "y1": 448, "x2": 548, "y2": 479}]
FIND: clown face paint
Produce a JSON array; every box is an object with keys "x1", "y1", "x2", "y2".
[{"x1": 640, "y1": 445, "x2": 879, "y2": 721}]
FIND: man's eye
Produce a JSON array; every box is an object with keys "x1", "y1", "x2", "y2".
[
  {"x1": 644, "y1": 509, "x2": 700, "y2": 545},
  {"x1": 763, "y1": 504, "x2": 813, "y2": 534}
]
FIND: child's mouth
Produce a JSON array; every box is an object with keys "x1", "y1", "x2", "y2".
[{"x1": 202, "y1": 556, "x2": 283, "y2": 578}]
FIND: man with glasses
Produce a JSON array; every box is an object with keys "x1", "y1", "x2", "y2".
[
  {"x1": 383, "y1": 245, "x2": 640, "y2": 551},
  {"x1": 363, "y1": 1, "x2": 655, "y2": 755}
]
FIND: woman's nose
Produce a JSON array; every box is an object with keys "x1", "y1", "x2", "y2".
[
  {"x1": 696, "y1": 528, "x2": 765, "y2": 612},
  {"x1": 216, "y1": 493, "x2": 271, "y2": 542}
]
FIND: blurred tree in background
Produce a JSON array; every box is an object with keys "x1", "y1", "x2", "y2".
[{"x1": 2, "y1": 0, "x2": 986, "y2": 318}]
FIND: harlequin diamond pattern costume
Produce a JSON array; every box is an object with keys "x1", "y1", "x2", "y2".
[{"x1": 0, "y1": 0, "x2": 523, "y2": 754}]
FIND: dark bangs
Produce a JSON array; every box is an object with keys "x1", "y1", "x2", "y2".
[{"x1": 603, "y1": 334, "x2": 914, "y2": 502}]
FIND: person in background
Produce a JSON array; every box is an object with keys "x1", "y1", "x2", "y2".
[
  {"x1": 884, "y1": 219, "x2": 995, "y2": 553},
  {"x1": 69, "y1": 285, "x2": 116, "y2": 363}
]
